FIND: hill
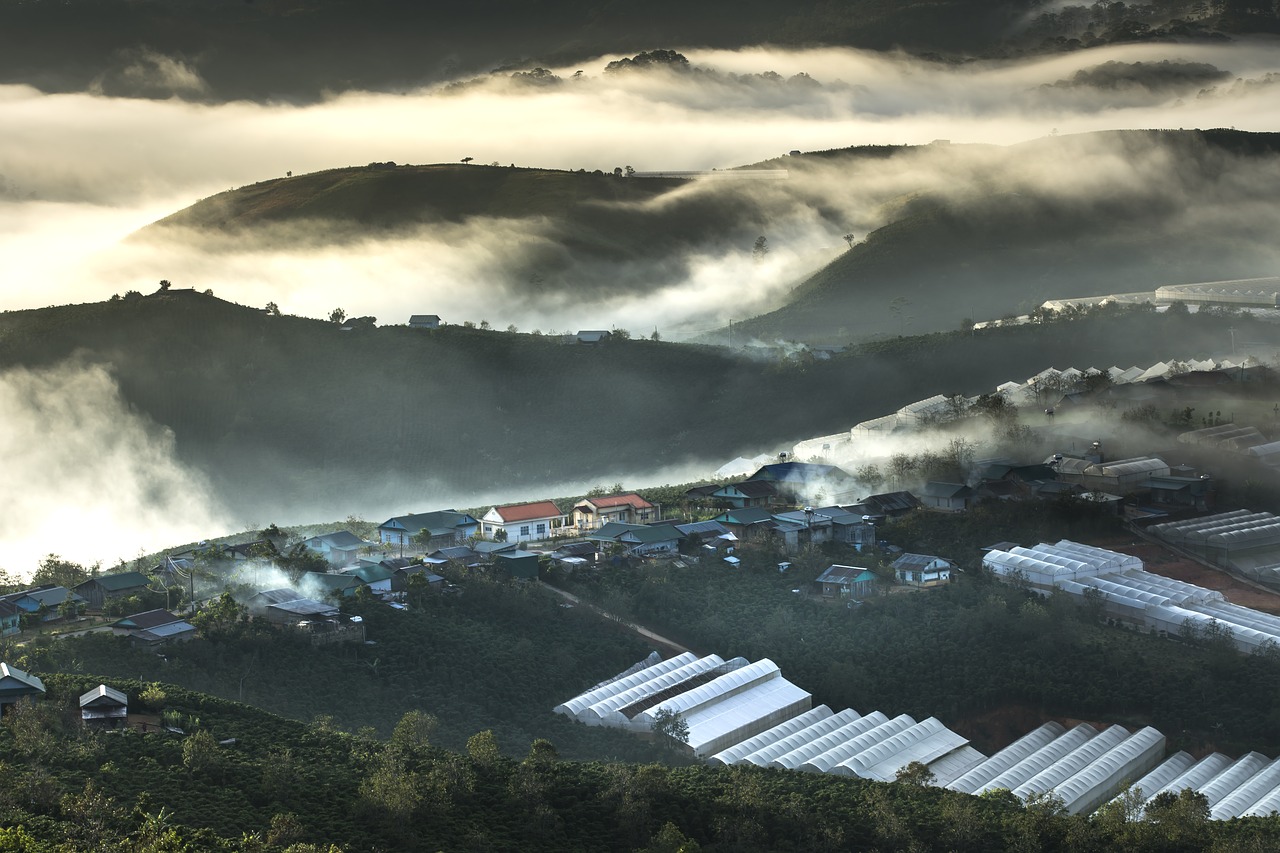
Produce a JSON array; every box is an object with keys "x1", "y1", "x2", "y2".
[
  {"x1": 731, "y1": 129, "x2": 1280, "y2": 343},
  {"x1": 142, "y1": 130, "x2": 1280, "y2": 345},
  {"x1": 5, "y1": 0, "x2": 1270, "y2": 101},
  {"x1": 0, "y1": 289, "x2": 1275, "y2": 530}
]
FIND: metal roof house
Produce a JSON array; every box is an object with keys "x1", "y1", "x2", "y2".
[
  {"x1": 245, "y1": 588, "x2": 302, "y2": 615},
  {"x1": 815, "y1": 565, "x2": 878, "y2": 599},
  {"x1": 408, "y1": 314, "x2": 442, "y2": 328},
  {"x1": 377, "y1": 510, "x2": 479, "y2": 549},
  {"x1": 572, "y1": 493, "x2": 659, "y2": 530},
  {"x1": 920, "y1": 482, "x2": 978, "y2": 512},
  {"x1": 80, "y1": 684, "x2": 128, "y2": 728},
  {"x1": 746, "y1": 462, "x2": 859, "y2": 505},
  {"x1": 0, "y1": 585, "x2": 86, "y2": 623},
  {"x1": 891, "y1": 554, "x2": 954, "y2": 588},
  {"x1": 711, "y1": 480, "x2": 778, "y2": 508},
  {"x1": 0, "y1": 663, "x2": 45, "y2": 713},
  {"x1": 301, "y1": 531, "x2": 369, "y2": 567},
  {"x1": 74, "y1": 572, "x2": 151, "y2": 611},
  {"x1": 480, "y1": 501, "x2": 566, "y2": 543}
]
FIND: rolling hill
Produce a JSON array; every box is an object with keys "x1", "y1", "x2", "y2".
[
  {"x1": 144, "y1": 130, "x2": 1280, "y2": 345},
  {"x1": 0, "y1": 288, "x2": 1273, "y2": 529}
]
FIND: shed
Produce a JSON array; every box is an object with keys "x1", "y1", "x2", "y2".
[
  {"x1": 131, "y1": 621, "x2": 196, "y2": 647},
  {"x1": 266, "y1": 599, "x2": 340, "y2": 626},
  {"x1": 495, "y1": 550, "x2": 541, "y2": 580},
  {"x1": 80, "y1": 684, "x2": 128, "y2": 727},
  {"x1": 0, "y1": 663, "x2": 45, "y2": 713},
  {"x1": 815, "y1": 565, "x2": 878, "y2": 599},
  {"x1": 891, "y1": 554, "x2": 954, "y2": 587}
]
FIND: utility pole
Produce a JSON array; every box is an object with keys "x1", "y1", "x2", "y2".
[{"x1": 728, "y1": 319, "x2": 733, "y2": 348}]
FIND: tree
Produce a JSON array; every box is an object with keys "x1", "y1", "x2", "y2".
[
  {"x1": 390, "y1": 710, "x2": 439, "y2": 756},
  {"x1": 894, "y1": 760, "x2": 936, "y2": 786},
  {"x1": 843, "y1": 233, "x2": 855, "y2": 249},
  {"x1": 461, "y1": 156, "x2": 474, "y2": 164},
  {"x1": 181, "y1": 730, "x2": 221, "y2": 776},
  {"x1": 328, "y1": 308, "x2": 346, "y2": 324},
  {"x1": 650, "y1": 329, "x2": 661, "y2": 341},
  {"x1": 158, "y1": 280, "x2": 171, "y2": 291},
  {"x1": 625, "y1": 165, "x2": 635, "y2": 177},
  {"x1": 650, "y1": 707, "x2": 689, "y2": 752},
  {"x1": 265, "y1": 301, "x2": 281, "y2": 316},
  {"x1": 466, "y1": 730, "x2": 501, "y2": 768},
  {"x1": 752, "y1": 236, "x2": 769, "y2": 262},
  {"x1": 190, "y1": 592, "x2": 246, "y2": 636},
  {"x1": 31, "y1": 555, "x2": 92, "y2": 590},
  {"x1": 612, "y1": 328, "x2": 631, "y2": 340}
]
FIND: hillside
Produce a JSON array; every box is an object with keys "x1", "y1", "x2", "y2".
[
  {"x1": 10, "y1": 676, "x2": 1274, "y2": 852},
  {"x1": 733, "y1": 130, "x2": 1280, "y2": 343},
  {"x1": 0, "y1": 290, "x2": 1275, "y2": 529},
  {"x1": 142, "y1": 130, "x2": 1280, "y2": 345},
  {"x1": 5, "y1": 0, "x2": 1267, "y2": 101},
  {"x1": 152, "y1": 164, "x2": 681, "y2": 233}
]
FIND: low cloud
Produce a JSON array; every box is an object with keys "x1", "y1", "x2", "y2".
[{"x1": 0, "y1": 361, "x2": 232, "y2": 576}]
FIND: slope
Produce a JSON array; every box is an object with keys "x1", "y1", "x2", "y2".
[
  {"x1": 733, "y1": 129, "x2": 1280, "y2": 343},
  {"x1": 0, "y1": 289, "x2": 1272, "y2": 527}
]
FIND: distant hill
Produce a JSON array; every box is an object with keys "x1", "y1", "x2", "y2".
[
  {"x1": 147, "y1": 130, "x2": 1280, "y2": 345},
  {"x1": 731, "y1": 129, "x2": 1280, "y2": 343},
  {"x1": 0, "y1": 289, "x2": 1273, "y2": 524},
  {"x1": 3, "y1": 0, "x2": 1273, "y2": 101}
]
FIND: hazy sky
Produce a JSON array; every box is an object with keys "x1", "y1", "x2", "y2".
[{"x1": 5, "y1": 39, "x2": 1280, "y2": 570}]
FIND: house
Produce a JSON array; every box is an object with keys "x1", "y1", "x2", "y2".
[
  {"x1": 265, "y1": 598, "x2": 339, "y2": 626},
  {"x1": 0, "y1": 586, "x2": 86, "y2": 623},
  {"x1": 683, "y1": 484, "x2": 721, "y2": 504},
  {"x1": 891, "y1": 554, "x2": 954, "y2": 588},
  {"x1": 815, "y1": 565, "x2": 879, "y2": 599},
  {"x1": 111, "y1": 609, "x2": 183, "y2": 637},
  {"x1": 302, "y1": 572, "x2": 361, "y2": 599},
  {"x1": 130, "y1": 621, "x2": 196, "y2": 648},
  {"x1": 245, "y1": 588, "x2": 302, "y2": 616},
  {"x1": 301, "y1": 531, "x2": 368, "y2": 567},
  {"x1": 408, "y1": 314, "x2": 442, "y2": 329},
  {"x1": 0, "y1": 663, "x2": 45, "y2": 713},
  {"x1": 572, "y1": 493, "x2": 659, "y2": 530},
  {"x1": 745, "y1": 462, "x2": 859, "y2": 505},
  {"x1": 920, "y1": 482, "x2": 978, "y2": 512},
  {"x1": 377, "y1": 510, "x2": 479, "y2": 549},
  {"x1": 771, "y1": 509, "x2": 835, "y2": 550},
  {"x1": 426, "y1": 545, "x2": 482, "y2": 567},
  {"x1": 858, "y1": 491, "x2": 921, "y2": 518},
  {"x1": 495, "y1": 550, "x2": 541, "y2": 580},
  {"x1": 813, "y1": 506, "x2": 875, "y2": 549},
  {"x1": 480, "y1": 501, "x2": 566, "y2": 543},
  {"x1": 616, "y1": 523, "x2": 682, "y2": 556},
  {"x1": 391, "y1": 565, "x2": 445, "y2": 593},
  {"x1": 711, "y1": 480, "x2": 778, "y2": 509},
  {"x1": 711, "y1": 507, "x2": 776, "y2": 541},
  {"x1": 340, "y1": 564, "x2": 395, "y2": 594},
  {"x1": 473, "y1": 540, "x2": 518, "y2": 557},
  {"x1": 569, "y1": 330, "x2": 611, "y2": 344},
  {"x1": 221, "y1": 539, "x2": 279, "y2": 562},
  {"x1": 0, "y1": 600, "x2": 18, "y2": 637},
  {"x1": 80, "y1": 684, "x2": 128, "y2": 728},
  {"x1": 73, "y1": 572, "x2": 151, "y2": 611},
  {"x1": 1145, "y1": 476, "x2": 1213, "y2": 511}
]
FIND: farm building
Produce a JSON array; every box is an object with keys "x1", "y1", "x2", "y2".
[
  {"x1": 80, "y1": 684, "x2": 128, "y2": 728},
  {"x1": 0, "y1": 663, "x2": 45, "y2": 713},
  {"x1": 987, "y1": 539, "x2": 1280, "y2": 652},
  {"x1": 1149, "y1": 510, "x2": 1280, "y2": 585}
]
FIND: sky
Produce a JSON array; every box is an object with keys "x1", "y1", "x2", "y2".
[{"x1": 4, "y1": 38, "x2": 1280, "y2": 571}]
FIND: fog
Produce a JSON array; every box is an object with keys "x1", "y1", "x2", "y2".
[
  {"x1": 0, "y1": 362, "x2": 232, "y2": 572},
  {"x1": 4, "y1": 40, "x2": 1280, "y2": 333},
  {"x1": 6, "y1": 39, "x2": 1280, "y2": 568}
]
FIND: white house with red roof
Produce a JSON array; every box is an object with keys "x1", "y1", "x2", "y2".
[
  {"x1": 480, "y1": 500, "x2": 567, "y2": 543},
  {"x1": 571, "y1": 493, "x2": 659, "y2": 530}
]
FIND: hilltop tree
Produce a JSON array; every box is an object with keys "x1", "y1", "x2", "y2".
[
  {"x1": 843, "y1": 233, "x2": 855, "y2": 248},
  {"x1": 461, "y1": 156, "x2": 473, "y2": 164},
  {"x1": 31, "y1": 555, "x2": 92, "y2": 590},
  {"x1": 328, "y1": 308, "x2": 346, "y2": 324}
]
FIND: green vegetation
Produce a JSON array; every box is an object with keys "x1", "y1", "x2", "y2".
[
  {"x1": 7, "y1": 676, "x2": 1279, "y2": 851},
  {"x1": 560, "y1": 500, "x2": 1280, "y2": 758}
]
